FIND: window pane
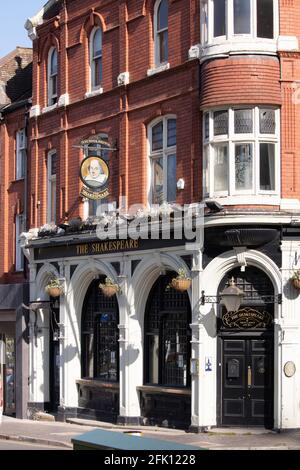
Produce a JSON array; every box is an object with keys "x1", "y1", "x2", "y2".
[
  {"x1": 203, "y1": 145, "x2": 209, "y2": 196},
  {"x1": 260, "y1": 109, "x2": 275, "y2": 134},
  {"x1": 213, "y1": 0, "x2": 226, "y2": 37},
  {"x1": 214, "y1": 145, "x2": 228, "y2": 192},
  {"x1": 153, "y1": 157, "x2": 164, "y2": 204},
  {"x1": 51, "y1": 179, "x2": 56, "y2": 222},
  {"x1": 51, "y1": 75, "x2": 57, "y2": 100},
  {"x1": 93, "y1": 57, "x2": 102, "y2": 87},
  {"x1": 234, "y1": 0, "x2": 251, "y2": 34},
  {"x1": 214, "y1": 110, "x2": 228, "y2": 136},
  {"x1": 157, "y1": 0, "x2": 168, "y2": 31},
  {"x1": 51, "y1": 153, "x2": 57, "y2": 176},
  {"x1": 93, "y1": 28, "x2": 102, "y2": 57},
  {"x1": 51, "y1": 49, "x2": 58, "y2": 75},
  {"x1": 234, "y1": 109, "x2": 253, "y2": 134},
  {"x1": 235, "y1": 143, "x2": 253, "y2": 190},
  {"x1": 257, "y1": 0, "x2": 274, "y2": 39},
  {"x1": 260, "y1": 143, "x2": 275, "y2": 190},
  {"x1": 167, "y1": 154, "x2": 176, "y2": 202},
  {"x1": 152, "y1": 122, "x2": 163, "y2": 151},
  {"x1": 159, "y1": 30, "x2": 168, "y2": 63},
  {"x1": 95, "y1": 312, "x2": 118, "y2": 381},
  {"x1": 204, "y1": 113, "x2": 209, "y2": 140},
  {"x1": 167, "y1": 119, "x2": 176, "y2": 147},
  {"x1": 148, "y1": 334, "x2": 159, "y2": 384}
]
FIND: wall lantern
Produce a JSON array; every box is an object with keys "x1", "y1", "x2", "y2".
[
  {"x1": 219, "y1": 277, "x2": 244, "y2": 313},
  {"x1": 201, "y1": 277, "x2": 282, "y2": 311}
]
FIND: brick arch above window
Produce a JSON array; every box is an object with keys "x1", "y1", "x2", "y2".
[
  {"x1": 38, "y1": 33, "x2": 60, "y2": 64},
  {"x1": 80, "y1": 11, "x2": 106, "y2": 43}
]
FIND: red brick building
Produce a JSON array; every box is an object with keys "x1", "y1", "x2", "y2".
[
  {"x1": 0, "y1": 0, "x2": 299, "y2": 430},
  {"x1": 0, "y1": 47, "x2": 32, "y2": 419}
]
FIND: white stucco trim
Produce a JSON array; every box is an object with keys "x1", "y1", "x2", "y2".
[{"x1": 192, "y1": 249, "x2": 282, "y2": 429}]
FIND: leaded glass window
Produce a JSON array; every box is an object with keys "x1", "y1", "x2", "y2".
[
  {"x1": 203, "y1": 107, "x2": 279, "y2": 198},
  {"x1": 260, "y1": 109, "x2": 276, "y2": 134},
  {"x1": 145, "y1": 274, "x2": 191, "y2": 387},
  {"x1": 82, "y1": 278, "x2": 119, "y2": 382},
  {"x1": 214, "y1": 110, "x2": 228, "y2": 136}
]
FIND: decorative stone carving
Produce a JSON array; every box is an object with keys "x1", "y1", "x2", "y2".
[{"x1": 118, "y1": 72, "x2": 130, "y2": 86}]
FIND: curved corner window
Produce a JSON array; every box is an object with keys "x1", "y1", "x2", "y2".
[
  {"x1": 149, "y1": 116, "x2": 177, "y2": 204},
  {"x1": 90, "y1": 27, "x2": 103, "y2": 90},
  {"x1": 154, "y1": 0, "x2": 169, "y2": 66},
  {"x1": 203, "y1": 107, "x2": 279, "y2": 199},
  {"x1": 202, "y1": 0, "x2": 276, "y2": 46},
  {"x1": 48, "y1": 48, "x2": 58, "y2": 106}
]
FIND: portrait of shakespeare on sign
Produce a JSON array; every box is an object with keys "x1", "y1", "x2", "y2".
[{"x1": 80, "y1": 156, "x2": 109, "y2": 190}]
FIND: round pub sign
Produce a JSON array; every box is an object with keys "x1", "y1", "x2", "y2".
[{"x1": 80, "y1": 155, "x2": 109, "y2": 200}]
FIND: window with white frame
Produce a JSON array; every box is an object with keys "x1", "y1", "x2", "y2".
[
  {"x1": 203, "y1": 107, "x2": 279, "y2": 198},
  {"x1": 47, "y1": 151, "x2": 57, "y2": 223},
  {"x1": 90, "y1": 27, "x2": 103, "y2": 90},
  {"x1": 154, "y1": 0, "x2": 169, "y2": 66},
  {"x1": 15, "y1": 214, "x2": 25, "y2": 271},
  {"x1": 48, "y1": 48, "x2": 58, "y2": 106},
  {"x1": 201, "y1": 0, "x2": 276, "y2": 45},
  {"x1": 16, "y1": 129, "x2": 26, "y2": 180},
  {"x1": 149, "y1": 116, "x2": 177, "y2": 204}
]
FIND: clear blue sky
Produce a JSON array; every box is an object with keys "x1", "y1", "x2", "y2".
[{"x1": 0, "y1": 0, "x2": 44, "y2": 57}]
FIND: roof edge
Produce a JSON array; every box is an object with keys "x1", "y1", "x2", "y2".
[{"x1": 24, "y1": 0, "x2": 59, "y2": 41}]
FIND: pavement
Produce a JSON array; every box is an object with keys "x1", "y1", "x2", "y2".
[{"x1": 0, "y1": 415, "x2": 300, "y2": 450}]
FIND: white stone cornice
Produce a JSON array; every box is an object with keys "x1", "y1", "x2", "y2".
[{"x1": 24, "y1": 0, "x2": 59, "y2": 41}]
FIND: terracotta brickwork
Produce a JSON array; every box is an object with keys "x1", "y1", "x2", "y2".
[
  {"x1": 28, "y1": 0, "x2": 201, "y2": 228},
  {"x1": 3, "y1": 0, "x2": 300, "y2": 281},
  {"x1": 200, "y1": 56, "x2": 282, "y2": 108}
]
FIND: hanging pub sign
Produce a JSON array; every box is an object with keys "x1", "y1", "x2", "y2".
[
  {"x1": 78, "y1": 136, "x2": 117, "y2": 200},
  {"x1": 80, "y1": 156, "x2": 110, "y2": 200}
]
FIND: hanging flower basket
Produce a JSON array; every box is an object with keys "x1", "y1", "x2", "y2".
[
  {"x1": 99, "y1": 278, "x2": 120, "y2": 297},
  {"x1": 45, "y1": 277, "x2": 64, "y2": 298},
  {"x1": 170, "y1": 269, "x2": 191, "y2": 292},
  {"x1": 291, "y1": 270, "x2": 300, "y2": 289}
]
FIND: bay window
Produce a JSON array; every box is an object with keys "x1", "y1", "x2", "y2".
[
  {"x1": 203, "y1": 107, "x2": 279, "y2": 199},
  {"x1": 149, "y1": 116, "x2": 177, "y2": 204},
  {"x1": 203, "y1": 0, "x2": 277, "y2": 45}
]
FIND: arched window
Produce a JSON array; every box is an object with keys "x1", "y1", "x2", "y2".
[
  {"x1": 145, "y1": 274, "x2": 191, "y2": 387},
  {"x1": 90, "y1": 27, "x2": 103, "y2": 90},
  {"x1": 81, "y1": 278, "x2": 119, "y2": 382},
  {"x1": 149, "y1": 116, "x2": 177, "y2": 204},
  {"x1": 154, "y1": 0, "x2": 168, "y2": 66},
  {"x1": 48, "y1": 48, "x2": 58, "y2": 106}
]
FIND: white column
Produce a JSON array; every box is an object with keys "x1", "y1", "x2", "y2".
[
  {"x1": 118, "y1": 257, "x2": 142, "y2": 424},
  {"x1": 59, "y1": 262, "x2": 68, "y2": 409},
  {"x1": 279, "y1": 240, "x2": 300, "y2": 429}
]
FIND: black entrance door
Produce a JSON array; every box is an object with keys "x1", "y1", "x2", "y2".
[{"x1": 220, "y1": 336, "x2": 273, "y2": 427}]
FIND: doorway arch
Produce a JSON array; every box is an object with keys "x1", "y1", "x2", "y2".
[{"x1": 217, "y1": 267, "x2": 274, "y2": 428}]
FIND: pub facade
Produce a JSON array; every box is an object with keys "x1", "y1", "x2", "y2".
[{"x1": 17, "y1": 0, "x2": 300, "y2": 430}]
